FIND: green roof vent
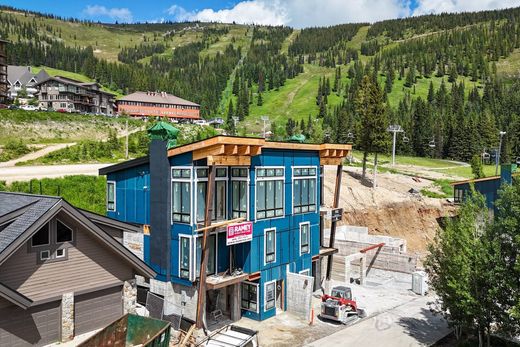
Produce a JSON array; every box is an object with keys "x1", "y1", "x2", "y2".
[
  {"x1": 147, "y1": 121, "x2": 180, "y2": 149},
  {"x1": 288, "y1": 134, "x2": 306, "y2": 143}
]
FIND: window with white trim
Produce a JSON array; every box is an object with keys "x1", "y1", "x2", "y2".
[
  {"x1": 40, "y1": 250, "x2": 50, "y2": 261},
  {"x1": 241, "y1": 282, "x2": 259, "y2": 312},
  {"x1": 107, "y1": 181, "x2": 116, "y2": 211},
  {"x1": 231, "y1": 168, "x2": 248, "y2": 219},
  {"x1": 56, "y1": 248, "x2": 66, "y2": 259},
  {"x1": 299, "y1": 269, "x2": 310, "y2": 276},
  {"x1": 264, "y1": 228, "x2": 276, "y2": 264},
  {"x1": 196, "y1": 168, "x2": 227, "y2": 223},
  {"x1": 179, "y1": 236, "x2": 191, "y2": 280},
  {"x1": 454, "y1": 188, "x2": 464, "y2": 204},
  {"x1": 293, "y1": 167, "x2": 317, "y2": 214},
  {"x1": 256, "y1": 168, "x2": 284, "y2": 220},
  {"x1": 172, "y1": 168, "x2": 192, "y2": 224},
  {"x1": 300, "y1": 223, "x2": 310, "y2": 255},
  {"x1": 264, "y1": 281, "x2": 276, "y2": 311},
  {"x1": 195, "y1": 233, "x2": 216, "y2": 277}
]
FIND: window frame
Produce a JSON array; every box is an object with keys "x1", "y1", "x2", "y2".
[
  {"x1": 195, "y1": 166, "x2": 228, "y2": 223},
  {"x1": 231, "y1": 166, "x2": 249, "y2": 220},
  {"x1": 195, "y1": 232, "x2": 218, "y2": 278},
  {"x1": 292, "y1": 166, "x2": 318, "y2": 215},
  {"x1": 171, "y1": 167, "x2": 193, "y2": 225},
  {"x1": 264, "y1": 227, "x2": 276, "y2": 265},
  {"x1": 106, "y1": 180, "x2": 116, "y2": 212},
  {"x1": 40, "y1": 250, "x2": 50, "y2": 261},
  {"x1": 454, "y1": 188, "x2": 464, "y2": 204},
  {"x1": 56, "y1": 219, "x2": 74, "y2": 244},
  {"x1": 255, "y1": 166, "x2": 285, "y2": 221},
  {"x1": 55, "y1": 248, "x2": 66, "y2": 259},
  {"x1": 31, "y1": 224, "x2": 50, "y2": 247},
  {"x1": 241, "y1": 281, "x2": 259, "y2": 313},
  {"x1": 264, "y1": 280, "x2": 276, "y2": 312},
  {"x1": 299, "y1": 269, "x2": 311, "y2": 276},
  {"x1": 179, "y1": 235, "x2": 192, "y2": 281},
  {"x1": 299, "y1": 222, "x2": 311, "y2": 256}
]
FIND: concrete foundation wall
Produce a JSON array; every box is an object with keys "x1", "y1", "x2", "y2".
[
  {"x1": 286, "y1": 272, "x2": 314, "y2": 321},
  {"x1": 150, "y1": 279, "x2": 198, "y2": 320},
  {"x1": 123, "y1": 232, "x2": 144, "y2": 260}
]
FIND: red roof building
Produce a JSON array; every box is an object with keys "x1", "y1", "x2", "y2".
[{"x1": 117, "y1": 91, "x2": 200, "y2": 120}]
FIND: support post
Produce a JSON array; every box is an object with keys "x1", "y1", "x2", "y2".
[
  {"x1": 360, "y1": 255, "x2": 366, "y2": 286},
  {"x1": 326, "y1": 165, "x2": 343, "y2": 280},
  {"x1": 196, "y1": 165, "x2": 215, "y2": 329}
]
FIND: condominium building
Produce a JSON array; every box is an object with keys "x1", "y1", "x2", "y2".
[{"x1": 35, "y1": 76, "x2": 115, "y2": 115}]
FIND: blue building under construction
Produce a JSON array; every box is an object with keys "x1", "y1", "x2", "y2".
[{"x1": 100, "y1": 133, "x2": 350, "y2": 325}]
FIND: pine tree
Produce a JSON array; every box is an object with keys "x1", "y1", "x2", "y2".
[{"x1": 355, "y1": 75, "x2": 390, "y2": 180}]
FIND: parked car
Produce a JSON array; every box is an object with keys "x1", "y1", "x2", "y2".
[
  {"x1": 20, "y1": 105, "x2": 39, "y2": 111},
  {"x1": 0, "y1": 104, "x2": 8, "y2": 109},
  {"x1": 193, "y1": 119, "x2": 209, "y2": 126},
  {"x1": 8, "y1": 105, "x2": 19, "y2": 110}
]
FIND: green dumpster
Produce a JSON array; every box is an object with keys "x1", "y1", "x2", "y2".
[{"x1": 79, "y1": 314, "x2": 171, "y2": 347}]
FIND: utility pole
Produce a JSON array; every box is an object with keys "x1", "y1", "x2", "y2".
[
  {"x1": 387, "y1": 125, "x2": 403, "y2": 166},
  {"x1": 261, "y1": 116, "x2": 269, "y2": 138},
  {"x1": 232, "y1": 116, "x2": 239, "y2": 136},
  {"x1": 496, "y1": 131, "x2": 506, "y2": 175},
  {"x1": 125, "y1": 118, "x2": 129, "y2": 159}
]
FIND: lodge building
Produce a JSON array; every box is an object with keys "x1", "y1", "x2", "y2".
[
  {"x1": 117, "y1": 91, "x2": 200, "y2": 120},
  {"x1": 100, "y1": 134, "x2": 351, "y2": 325}
]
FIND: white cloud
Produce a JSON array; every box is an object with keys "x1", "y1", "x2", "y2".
[
  {"x1": 166, "y1": 0, "x2": 520, "y2": 27},
  {"x1": 83, "y1": 5, "x2": 133, "y2": 23},
  {"x1": 166, "y1": 0, "x2": 409, "y2": 27},
  {"x1": 412, "y1": 0, "x2": 520, "y2": 16}
]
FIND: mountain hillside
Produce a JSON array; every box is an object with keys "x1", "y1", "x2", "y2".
[{"x1": 2, "y1": 5, "x2": 520, "y2": 163}]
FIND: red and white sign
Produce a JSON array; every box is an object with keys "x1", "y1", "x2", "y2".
[{"x1": 227, "y1": 222, "x2": 253, "y2": 246}]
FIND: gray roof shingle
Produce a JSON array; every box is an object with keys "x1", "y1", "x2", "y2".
[{"x1": 0, "y1": 193, "x2": 59, "y2": 254}]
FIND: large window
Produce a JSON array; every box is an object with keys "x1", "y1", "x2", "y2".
[
  {"x1": 264, "y1": 281, "x2": 276, "y2": 311},
  {"x1": 107, "y1": 181, "x2": 116, "y2": 211},
  {"x1": 256, "y1": 168, "x2": 284, "y2": 220},
  {"x1": 241, "y1": 282, "x2": 259, "y2": 312},
  {"x1": 293, "y1": 167, "x2": 317, "y2": 214},
  {"x1": 56, "y1": 220, "x2": 73, "y2": 243},
  {"x1": 264, "y1": 228, "x2": 276, "y2": 264},
  {"x1": 231, "y1": 168, "x2": 248, "y2": 219},
  {"x1": 179, "y1": 236, "x2": 191, "y2": 280},
  {"x1": 196, "y1": 168, "x2": 227, "y2": 223},
  {"x1": 300, "y1": 222, "x2": 310, "y2": 255},
  {"x1": 195, "y1": 233, "x2": 216, "y2": 277},
  {"x1": 172, "y1": 168, "x2": 191, "y2": 224},
  {"x1": 32, "y1": 224, "x2": 49, "y2": 247}
]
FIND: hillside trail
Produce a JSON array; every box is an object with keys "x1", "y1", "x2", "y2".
[{"x1": 0, "y1": 125, "x2": 144, "y2": 168}]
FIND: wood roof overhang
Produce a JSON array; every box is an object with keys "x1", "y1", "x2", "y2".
[{"x1": 167, "y1": 136, "x2": 352, "y2": 166}]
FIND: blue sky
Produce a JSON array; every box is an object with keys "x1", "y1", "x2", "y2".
[{"x1": 2, "y1": 0, "x2": 519, "y2": 27}]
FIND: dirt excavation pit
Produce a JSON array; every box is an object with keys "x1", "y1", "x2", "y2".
[{"x1": 322, "y1": 166, "x2": 457, "y2": 255}]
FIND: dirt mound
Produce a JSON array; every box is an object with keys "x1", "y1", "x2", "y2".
[{"x1": 323, "y1": 166, "x2": 457, "y2": 255}]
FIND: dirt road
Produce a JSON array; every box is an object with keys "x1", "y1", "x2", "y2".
[
  {"x1": 0, "y1": 163, "x2": 112, "y2": 183},
  {"x1": 0, "y1": 143, "x2": 76, "y2": 168}
]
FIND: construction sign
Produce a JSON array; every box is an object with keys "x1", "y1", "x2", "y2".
[{"x1": 227, "y1": 221, "x2": 253, "y2": 246}]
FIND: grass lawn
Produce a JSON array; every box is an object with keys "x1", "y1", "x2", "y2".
[
  {"x1": 433, "y1": 164, "x2": 500, "y2": 179},
  {"x1": 351, "y1": 150, "x2": 464, "y2": 169},
  {"x1": 496, "y1": 48, "x2": 520, "y2": 79},
  {"x1": 200, "y1": 25, "x2": 251, "y2": 59},
  {"x1": 5, "y1": 10, "x2": 155, "y2": 61},
  {"x1": 0, "y1": 175, "x2": 106, "y2": 214}
]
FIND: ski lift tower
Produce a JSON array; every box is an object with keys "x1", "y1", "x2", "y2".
[
  {"x1": 261, "y1": 116, "x2": 270, "y2": 138},
  {"x1": 387, "y1": 124, "x2": 404, "y2": 166},
  {"x1": 496, "y1": 130, "x2": 507, "y2": 175}
]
